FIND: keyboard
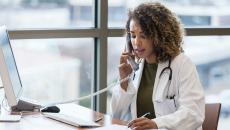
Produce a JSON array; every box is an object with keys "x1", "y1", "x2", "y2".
[{"x1": 42, "y1": 112, "x2": 101, "y2": 127}]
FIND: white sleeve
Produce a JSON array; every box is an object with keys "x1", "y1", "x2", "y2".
[
  {"x1": 153, "y1": 58, "x2": 205, "y2": 130},
  {"x1": 111, "y1": 80, "x2": 137, "y2": 121}
]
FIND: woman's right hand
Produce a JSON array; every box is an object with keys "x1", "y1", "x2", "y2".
[{"x1": 119, "y1": 52, "x2": 133, "y2": 91}]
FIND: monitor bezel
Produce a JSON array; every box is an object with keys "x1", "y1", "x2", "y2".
[{"x1": 0, "y1": 26, "x2": 23, "y2": 107}]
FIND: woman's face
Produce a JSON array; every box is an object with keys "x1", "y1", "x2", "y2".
[{"x1": 129, "y1": 19, "x2": 156, "y2": 63}]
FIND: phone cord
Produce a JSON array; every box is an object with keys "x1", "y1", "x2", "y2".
[{"x1": 46, "y1": 73, "x2": 133, "y2": 106}]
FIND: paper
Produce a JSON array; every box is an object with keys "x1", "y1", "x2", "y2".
[
  {"x1": 92, "y1": 124, "x2": 131, "y2": 130},
  {"x1": 91, "y1": 124, "x2": 167, "y2": 130}
]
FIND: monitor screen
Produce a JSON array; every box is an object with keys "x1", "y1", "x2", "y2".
[{"x1": 0, "y1": 26, "x2": 23, "y2": 107}]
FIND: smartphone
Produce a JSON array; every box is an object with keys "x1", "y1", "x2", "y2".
[{"x1": 126, "y1": 33, "x2": 139, "y2": 71}]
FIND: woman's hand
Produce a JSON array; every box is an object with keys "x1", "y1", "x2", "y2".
[
  {"x1": 128, "y1": 117, "x2": 158, "y2": 130},
  {"x1": 119, "y1": 52, "x2": 133, "y2": 91}
]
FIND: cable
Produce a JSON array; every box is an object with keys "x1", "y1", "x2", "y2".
[
  {"x1": 46, "y1": 73, "x2": 133, "y2": 106},
  {"x1": 0, "y1": 75, "x2": 133, "y2": 113},
  {"x1": 2, "y1": 97, "x2": 10, "y2": 112}
]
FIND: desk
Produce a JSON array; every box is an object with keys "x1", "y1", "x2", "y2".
[{"x1": 0, "y1": 104, "x2": 127, "y2": 130}]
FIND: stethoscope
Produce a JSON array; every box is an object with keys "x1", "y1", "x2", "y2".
[
  {"x1": 159, "y1": 60, "x2": 172, "y2": 81},
  {"x1": 133, "y1": 59, "x2": 174, "y2": 99},
  {"x1": 132, "y1": 59, "x2": 176, "y2": 107},
  {"x1": 159, "y1": 60, "x2": 175, "y2": 100}
]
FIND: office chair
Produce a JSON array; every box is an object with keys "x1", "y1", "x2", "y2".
[{"x1": 202, "y1": 103, "x2": 221, "y2": 130}]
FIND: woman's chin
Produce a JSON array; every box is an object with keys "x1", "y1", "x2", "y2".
[{"x1": 136, "y1": 54, "x2": 145, "y2": 59}]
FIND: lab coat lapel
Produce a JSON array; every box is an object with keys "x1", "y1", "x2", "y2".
[
  {"x1": 131, "y1": 59, "x2": 144, "y2": 119},
  {"x1": 153, "y1": 61, "x2": 169, "y2": 102},
  {"x1": 132, "y1": 60, "x2": 144, "y2": 89}
]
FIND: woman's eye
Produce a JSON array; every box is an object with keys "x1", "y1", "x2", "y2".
[{"x1": 130, "y1": 35, "x2": 136, "y2": 38}]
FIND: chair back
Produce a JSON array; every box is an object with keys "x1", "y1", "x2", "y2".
[{"x1": 202, "y1": 103, "x2": 221, "y2": 130}]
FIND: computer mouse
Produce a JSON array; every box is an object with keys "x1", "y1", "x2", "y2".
[{"x1": 41, "y1": 106, "x2": 60, "y2": 113}]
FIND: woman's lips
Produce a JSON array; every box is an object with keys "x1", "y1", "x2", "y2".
[{"x1": 135, "y1": 49, "x2": 145, "y2": 55}]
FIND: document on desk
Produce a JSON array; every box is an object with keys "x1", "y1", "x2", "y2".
[
  {"x1": 91, "y1": 124, "x2": 167, "y2": 130},
  {"x1": 92, "y1": 124, "x2": 131, "y2": 130}
]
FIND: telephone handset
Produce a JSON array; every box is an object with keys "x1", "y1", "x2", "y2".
[{"x1": 126, "y1": 33, "x2": 139, "y2": 71}]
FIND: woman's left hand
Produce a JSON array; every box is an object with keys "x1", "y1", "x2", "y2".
[{"x1": 128, "y1": 117, "x2": 158, "y2": 130}]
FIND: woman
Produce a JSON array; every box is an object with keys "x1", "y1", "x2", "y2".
[{"x1": 111, "y1": 2, "x2": 205, "y2": 130}]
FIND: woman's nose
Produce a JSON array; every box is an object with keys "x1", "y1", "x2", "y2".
[{"x1": 134, "y1": 37, "x2": 141, "y2": 46}]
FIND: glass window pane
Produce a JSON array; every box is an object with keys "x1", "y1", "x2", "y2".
[
  {"x1": 7, "y1": 38, "x2": 93, "y2": 108},
  {"x1": 184, "y1": 36, "x2": 230, "y2": 130},
  {"x1": 0, "y1": 0, "x2": 94, "y2": 29},
  {"x1": 108, "y1": 1, "x2": 126, "y2": 27},
  {"x1": 108, "y1": 0, "x2": 230, "y2": 27},
  {"x1": 107, "y1": 37, "x2": 125, "y2": 113}
]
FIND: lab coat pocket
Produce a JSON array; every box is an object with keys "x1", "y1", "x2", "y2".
[{"x1": 154, "y1": 99, "x2": 176, "y2": 117}]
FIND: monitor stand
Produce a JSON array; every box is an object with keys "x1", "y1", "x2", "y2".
[
  {"x1": 0, "y1": 98, "x2": 41, "y2": 122},
  {"x1": 0, "y1": 114, "x2": 21, "y2": 122},
  {"x1": 11, "y1": 99, "x2": 42, "y2": 112}
]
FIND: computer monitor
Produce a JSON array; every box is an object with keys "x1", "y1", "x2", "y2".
[
  {"x1": 0, "y1": 26, "x2": 41, "y2": 112},
  {"x1": 0, "y1": 26, "x2": 22, "y2": 107}
]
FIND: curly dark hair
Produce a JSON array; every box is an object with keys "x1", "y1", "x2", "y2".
[{"x1": 126, "y1": 2, "x2": 184, "y2": 62}]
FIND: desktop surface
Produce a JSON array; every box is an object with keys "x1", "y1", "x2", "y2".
[{"x1": 0, "y1": 103, "x2": 127, "y2": 130}]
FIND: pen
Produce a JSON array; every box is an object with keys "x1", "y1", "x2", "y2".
[
  {"x1": 141, "y1": 112, "x2": 150, "y2": 118},
  {"x1": 127, "y1": 112, "x2": 150, "y2": 128},
  {"x1": 95, "y1": 117, "x2": 103, "y2": 122}
]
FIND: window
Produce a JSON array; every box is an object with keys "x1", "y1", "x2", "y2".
[
  {"x1": 184, "y1": 36, "x2": 230, "y2": 130},
  {"x1": 178, "y1": 15, "x2": 211, "y2": 26},
  {"x1": 11, "y1": 38, "x2": 93, "y2": 107},
  {"x1": 107, "y1": 37, "x2": 124, "y2": 112},
  {"x1": 108, "y1": 0, "x2": 230, "y2": 27},
  {"x1": 0, "y1": 0, "x2": 94, "y2": 28}
]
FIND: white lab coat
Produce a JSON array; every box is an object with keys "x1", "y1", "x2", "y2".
[{"x1": 111, "y1": 53, "x2": 205, "y2": 130}]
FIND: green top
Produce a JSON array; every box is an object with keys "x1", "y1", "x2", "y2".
[{"x1": 136, "y1": 62, "x2": 157, "y2": 119}]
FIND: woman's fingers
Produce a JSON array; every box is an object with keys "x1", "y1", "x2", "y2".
[
  {"x1": 118, "y1": 52, "x2": 136, "y2": 91},
  {"x1": 128, "y1": 118, "x2": 157, "y2": 130},
  {"x1": 119, "y1": 63, "x2": 132, "y2": 77},
  {"x1": 119, "y1": 52, "x2": 134, "y2": 78},
  {"x1": 120, "y1": 52, "x2": 135, "y2": 64},
  {"x1": 129, "y1": 118, "x2": 147, "y2": 128},
  {"x1": 120, "y1": 54, "x2": 129, "y2": 64},
  {"x1": 128, "y1": 118, "x2": 145, "y2": 128}
]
